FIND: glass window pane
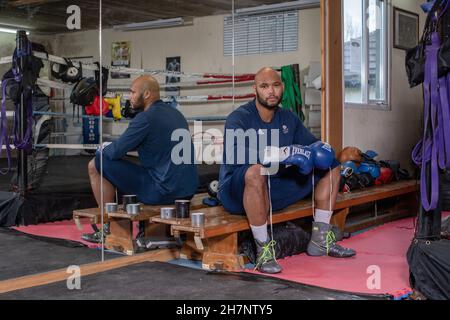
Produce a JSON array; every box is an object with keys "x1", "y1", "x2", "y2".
[
  {"x1": 368, "y1": 0, "x2": 386, "y2": 101},
  {"x1": 343, "y1": 0, "x2": 364, "y2": 103}
]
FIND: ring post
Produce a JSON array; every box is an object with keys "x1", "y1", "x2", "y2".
[{"x1": 17, "y1": 30, "x2": 28, "y2": 197}]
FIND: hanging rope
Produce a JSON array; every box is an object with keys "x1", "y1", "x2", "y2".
[{"x1": 281, "y1": 65, "x2": 305, "y2": 122}]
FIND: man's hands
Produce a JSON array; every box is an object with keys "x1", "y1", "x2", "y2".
[
  {"x1": 263, "y1": 145, "x2": 314, "y2": 175},
  {"x1": 263, "y1": 142, "x2": 336, "y2": 175}
]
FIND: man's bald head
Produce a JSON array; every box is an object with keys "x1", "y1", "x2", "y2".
[
  {"x1": 130, "y1": 75, "x2": 161, "y2": 110},
  {"x1": 254, "y1": 67, "x2": 282, "y2": 84},
  {"x1": 253, "y1": 67, "x2": 284, "y2": 110}
]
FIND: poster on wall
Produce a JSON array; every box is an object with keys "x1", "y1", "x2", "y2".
[
  {"x1": 166, "y1": 56, "x2": 181, "y2": 95},
  {"x1": 111, "y1": 41, "x2": 131, "y2": 79},
  {"x1": 393, "y1": 8, "x2": 419, "y2": 51}
]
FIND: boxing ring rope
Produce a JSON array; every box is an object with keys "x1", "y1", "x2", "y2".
[
  {"x1": 1, "y1": 49, "x2": 253, "y2": 157},
  {"x1": 3, "y1": 76, "x2": 256, "y2": 102},
  {"x1": 0, "y1": 52, "x2": 251, "y2": 162},
  {"x1": 0, "y1": 51, "x2": 256, "y2": 80},
  {"x1": 30, "y1": 111, "x2": 228, "y2": 122}
]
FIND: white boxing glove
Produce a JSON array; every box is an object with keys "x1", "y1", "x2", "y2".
[
  {"x1": 263, "y1": 146, "x2": 282, "y2": 165},
  {"x1": 263, "y1": 146, "x2": 297, "y2": 165}
]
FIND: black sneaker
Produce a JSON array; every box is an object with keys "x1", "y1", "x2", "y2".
[{"x1": 82, "y1": 231, "x2": 104, "y2": 244}]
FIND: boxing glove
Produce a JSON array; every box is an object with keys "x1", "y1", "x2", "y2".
[
  {"x1": 263, "y1": 145, "x2": 314, "y2": 175},
  {"x1": 359, "y1": 162, "x2": 381, "y2": 179},
  {"x1": 310, "y1": 141, "x2": 336, "y2": 170},
  {"x1": 341, "y1": 161, "x2": 358, "y2": 178},
  {"x1": 375, "y1": 167, "x2": 394, "y2": 186}
]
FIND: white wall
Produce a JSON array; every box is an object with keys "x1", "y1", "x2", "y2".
[{"x1": 344, "y1": 0, "x2": 426, "y2": 171}]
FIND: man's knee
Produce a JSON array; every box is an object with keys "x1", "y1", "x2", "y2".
[
  {"x1": 88, "y1": 159, "x2": 98, "y2": 176},
  {"x1": 245, "y1": 165, "x2": 267, "y2": 187}
]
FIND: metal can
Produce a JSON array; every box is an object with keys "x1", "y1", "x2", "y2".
[
  {"x1": 126, "y1": 203, "x2": 141, "y2": 215},
  {"x1": 122, "y1": 195, "x2": 138, "y2": 210},
  {"x1": 160, "y1": 207, "x2": 176, "y2": 219},
  {"x1": 175, "y1": 200, "x2": 190, "y2": 219},
  {"x1": 191, "y1": 212, "x2": 205, "y2": 227},
  {"x1": 105, "y1": 203, "x2": 118, "y2": 214}
]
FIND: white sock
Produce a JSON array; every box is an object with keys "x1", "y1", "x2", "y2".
[
  {"x1": 250, "y1": 223, "x2": 268, "y2": 243},
  {"x1": 314, "y1": 209, "x2": 333, "y2": 224}
]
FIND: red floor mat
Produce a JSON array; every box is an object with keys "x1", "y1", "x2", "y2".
[
  {"x1": 14, "y1": 219, "x2": 139, "y2": 248},
  {"x1": 247, "y1": 213, "x2": 450, "y2": 299}
]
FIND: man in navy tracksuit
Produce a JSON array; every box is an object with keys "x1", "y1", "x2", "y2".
[
  {"x1": 218, "y1": 68, "x2": 355, "y2": 274},
  {"x1": 88, "y1": 75, "x2": 198, "y2": 238}
]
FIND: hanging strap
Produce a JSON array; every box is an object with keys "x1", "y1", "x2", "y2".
[
  {"x1": 11, "y1": 38, "x2": 34, "y2": 152},
  {"x1": 416, "y1": 32, "x2": 440, "y2": 211},
  {"x1": 412, "y1": 1, "x2": 450, "y2": 211}
]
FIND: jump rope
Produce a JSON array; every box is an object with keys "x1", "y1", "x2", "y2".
[{"x1": 264, "y1": 165, "x2": 334, "y2": 264}]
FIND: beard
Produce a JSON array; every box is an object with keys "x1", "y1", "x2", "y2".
[
  {"x1": 132, "y1": 94, "x2": 145, "y2": 110},
  {"x1": 256, "y1": 91, "x2": 282, "y2": 110}
]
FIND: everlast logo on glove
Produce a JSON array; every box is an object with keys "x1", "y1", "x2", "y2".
[{"x1": 282, "y1": 146, "x2": 312, "y2": 160}]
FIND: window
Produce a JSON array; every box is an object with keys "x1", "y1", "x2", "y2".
[
  {"x1": 343, "y1": 0, "x2": 388, "y2": 107},
  {"x1": 224, "y1": 11, "x2": 299, "y2": 56}
]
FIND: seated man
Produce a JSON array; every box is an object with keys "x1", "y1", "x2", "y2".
[
  {"x1": 87, "y1": 75, "x2": 199, "y2": 240},
  {"x1": 218, "y1": 67, "x2": 355, "y2": 274}
]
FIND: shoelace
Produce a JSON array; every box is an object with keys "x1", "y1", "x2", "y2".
[
  {"x1": 325, "y1": 230, "x2": 337, "y2": 255},
  {"x1": 254, "y1": 240, "x2": 277, "y2": 271}
]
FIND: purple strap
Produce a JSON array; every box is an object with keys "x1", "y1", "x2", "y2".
[
  {"x1": 11, "y1": 40, "x2": 34, "y2": 152},
  {"x1": 0, "y1": 39, "x2": 35, "y2": 174},
  {"x1": 412, "y1": 31, "x2": 450, "y2": 211}
]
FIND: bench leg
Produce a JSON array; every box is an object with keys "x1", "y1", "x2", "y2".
[
  {"x1": 179, "y1": 234, "x2": 204, "y2": 262},
  {"x1": 202, "y1": 233, "x2": 245, "y2": 272},
  {"x1": 331, "y1": 208, "x2": 350, "y2": 231},
  {"x1": 105, "y1": 218, "x2": 134, "y2": 255},
  {"x1": 179, "y1": 232, "x2": 245, "y2": 272}
]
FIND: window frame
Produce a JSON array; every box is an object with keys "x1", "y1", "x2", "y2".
[{"x1": 344, "y1": 0, "x2": 391, "y2": 110}]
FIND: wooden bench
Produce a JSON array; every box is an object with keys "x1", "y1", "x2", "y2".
[
  {"x1": 73, "y1": 193, "x2": 209, "y2": 255},
  {"x1": 150, "y1": 180, "x2": 419, "y2": 271}
]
